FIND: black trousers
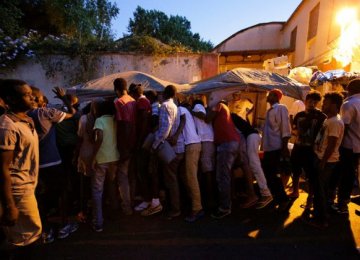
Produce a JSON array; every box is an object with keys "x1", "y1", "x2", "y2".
[
  {"x1": 337, "y1": 147, "x2": 359, "y2": 205},
  {"x1": 263, "y1": 150, "x2": 288, "y2": 203}
]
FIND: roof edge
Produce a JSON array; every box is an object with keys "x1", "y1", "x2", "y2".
[
  {"x1": 282, "y1": 0, "x2": 306, "y2": 30},
  {"x1": 212, "y1": 22, "x2": 286, "y2": 51}
]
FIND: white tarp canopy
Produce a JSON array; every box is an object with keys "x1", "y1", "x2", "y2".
[
  {"x1": 68, "y1": 71, "x2": 189, "y2": 101},
  {"x1": 187, "y1": 68, "x2": 310, "y2": 107}
]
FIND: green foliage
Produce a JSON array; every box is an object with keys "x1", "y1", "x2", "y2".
[
  {"x1": 0, "y1": 0, "x2": 120, "y2": 69},
  {"x1": 1, "y1": 0, "x2": 119, "y2": 41},
  {"x1": 116, "y1": 35, "x2": 191, "y2": 54},
  {"x1": 0, "y1": 0, "x2": 24, "y2": 37},
  {"x1": 127, "y1": 6, "x2": 213, "y2": 52}
]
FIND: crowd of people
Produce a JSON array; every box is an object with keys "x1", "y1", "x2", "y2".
[{"x1": 0, "y1": 77, "x2": 359, "y2": 259}]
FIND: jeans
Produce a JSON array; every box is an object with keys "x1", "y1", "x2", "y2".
[
  {"x1": 184, "y1": 143, "x2": 202, "y2": 211},
  {"x1": 247, "y1": 133, "x2": 271, "y2": 197},
  {"x1": 313, "y1": 157, "x2": 337, "y2": 222},
  {"x1": 216, "y1": 141, "x2": 240, "y2": 211},
  {"x1": 117, "y1": 158, "x2": 132, "y2": 211},
  {"x1": 92, "y1": 161, "x2": 117, "y2": 226}
]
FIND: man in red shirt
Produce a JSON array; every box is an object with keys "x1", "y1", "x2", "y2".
[
  {"x1": 208, "y1": 101, "x2": 241, "y2": 219},
  {"x1": 129, "y1": 84, "x2": 163, "y2": 216},
  {"x1": 113, "y1": 78, "x2": 136, "y2": 215}
]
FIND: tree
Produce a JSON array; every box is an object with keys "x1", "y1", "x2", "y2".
[
  {"x1": 0, "y1": 0, "x2": 24, "y2": 37},
  {"x1": 0, "y1": 0, "x2": 119, "y2": 41},
  {"x1": 127, "y1": 6, "x2": 213, "y2": 52}
]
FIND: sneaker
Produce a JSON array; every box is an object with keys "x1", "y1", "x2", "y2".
[
  {"x1": 42, "y1": 228, "x2": 55, "y2": 244},
  {"x1": 141, "y1": 204, "x2": 163, "y2": 216},
  {"x1": 134, "y1": 201, "x2": 150, "y2": 212},
  {"x1": 92, "y1": 224, "x2": 103, "y2": 232},
  {"x1": 211, "y1": 209, "x2": 231, "y2": 219},
  {"x1": 256, "y1": 195, "x2": 273, "y2": 209},
  {"x1": 185, "y1": 210, "x2": 205, "y2": 223},
  {"x1": 57, "y1": 223, "x2": 79, "y2": 239}
]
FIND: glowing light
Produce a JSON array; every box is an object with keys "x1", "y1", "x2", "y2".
[
  {"x1": 333, "y1": 8, "x2": 360, "y2": 67},
  {"x1": 336, "y1": 8, "x2": 356, "y2": 26}
]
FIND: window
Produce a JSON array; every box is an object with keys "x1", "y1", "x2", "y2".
[
  {"x1": 308, "y1": 3, "x2": 320, "y2": 40},
  {"x1": 290, "y1": 27, "x2": 297, "y2": 50}
]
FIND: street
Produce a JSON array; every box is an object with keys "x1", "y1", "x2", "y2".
[{"x1": 34, "y1": 191, "x2": 360, "y2": 260}]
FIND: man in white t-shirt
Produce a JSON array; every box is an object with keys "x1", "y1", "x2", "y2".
[
  {"x1": 192, "y1": 101, "x2": 216, "y2": 210},
  {"x1": 179, "y1": 102, "x2": 204, "y2": 222},
  {"x1": 305, "y1": 92, "x2": 344, "y2": 229}
]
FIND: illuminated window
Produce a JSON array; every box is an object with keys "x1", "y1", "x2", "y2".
[{"x1": 308, "y1": 3, "x2": 320, "y2": 40}]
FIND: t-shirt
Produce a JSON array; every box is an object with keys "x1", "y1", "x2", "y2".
[
  {"x1": 314, "y1": 114, "x2": 344, "y2": 162},
  {"x1": 56, "y1": 111, "x2": 80, "y2": 147},
  {"x1": 340, "y1": 93, "x2": 360, "y2": 153},
  {"x1": 28, "y1": 108, "x2": 66, "y2": 168},
  {"x1": 114, "y1": 94, "x2": 136, "y2": 123},
  {"x1": 114, "y1": 94, "x2": 137, "y2": 148},
  {"x1": 94, "y1": 115, "x2": 120, "y2": 164},
  {"x1": 136, "y1": 95, "x2": 152, "y2": 139},
  {"x1": 212, "y1": 103, "x2": 240, "y2": 145},
  {"x1": 192, "y1": 104, "x2": 214, "y2": 142},
  {"x1": 77, "y1": 114, "x2": 95, "y2": 174},
  {"x1": 231, "y1": 113, "x2": 258, "y2": 138},
  {"x1": 0, "y1": 114, "x2": 39, "y2": 195},
  {"x1": 179, "y1": 106, "x2": 201, "y2": 145},
  {"x1": 293, "y1": 109, "x2": 327, "y2": 146}
]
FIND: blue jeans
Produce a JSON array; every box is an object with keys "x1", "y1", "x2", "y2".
[
  {"x1": 216, "y1": 141, "x2": 240, "y2": 212},
  {"x1": 92, "y1": 161, "x2": 118, "y2": 226}
]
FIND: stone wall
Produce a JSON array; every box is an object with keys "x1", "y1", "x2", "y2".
[{"x1": 0, "y1": 52, "x2": 218, "y2": 103}]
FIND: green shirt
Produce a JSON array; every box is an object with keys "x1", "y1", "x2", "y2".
[{"x1": 94, "y1": 115, "x2": 119, "y2": 164}]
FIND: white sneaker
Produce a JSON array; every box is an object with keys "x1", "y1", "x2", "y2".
[{"x1": 134, "y1": 201, "x2": 149, "y2": 211}]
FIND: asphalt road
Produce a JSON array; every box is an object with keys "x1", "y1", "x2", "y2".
[{"x1": 32, "y1": 191, "x2": 360, "y2": 260}]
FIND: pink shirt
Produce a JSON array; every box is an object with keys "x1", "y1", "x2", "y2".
[{"x1": 114, "y1": 94, "x2": 136, "y2": 123}]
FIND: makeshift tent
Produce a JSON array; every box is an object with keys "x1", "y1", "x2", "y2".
[
  {"x1": 186, "y1": 68, "x2": 310, "y2": 126},
  {"x1": 68, "y1": 71, "x2": 189, "y2": 102},
  {"x1": 187, "y1": 68, "x2": 309, "y2": 103}
]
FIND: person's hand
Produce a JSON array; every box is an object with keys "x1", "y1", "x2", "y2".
[
  {"x1": 52, "y1": 87, "x2": 66, "y2": 100},
  {"x1": 2, "y1": 205, "x2": 19, "y2": 226}
]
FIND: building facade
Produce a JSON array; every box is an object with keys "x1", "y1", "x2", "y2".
[{"x1": 213, "y1": 0, "x2": 360, "y2": 73}]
